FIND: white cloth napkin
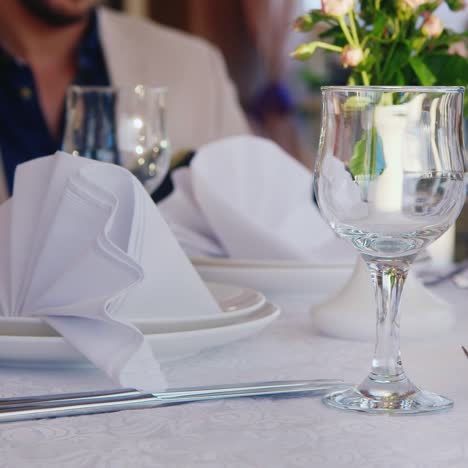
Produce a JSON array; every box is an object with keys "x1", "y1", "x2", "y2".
[
  {"x1": 159, "y1": 136, "x2": 355, "y2": 264},
  {"x1": 0, "y1": 152, "x2": 222, "y2": 391}
]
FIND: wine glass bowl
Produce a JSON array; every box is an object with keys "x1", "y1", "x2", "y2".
[
  {"x1": 314, "y1": 86, "x2": 465, "y2": 414},
  {"x1": 63, "y1": 85, "x2": 170, "y2": 194}
]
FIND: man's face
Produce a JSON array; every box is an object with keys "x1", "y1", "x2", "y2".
[{"x1": 19, "y1": 0, "x2": 99, "y2": 27}]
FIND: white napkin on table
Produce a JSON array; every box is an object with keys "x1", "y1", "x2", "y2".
[
  {"x1": 0, "y1": 152, "x2": 222, "y2": 391},
  {"x1": 159, "y1": 136, "x2": 355, "y2": 263}
]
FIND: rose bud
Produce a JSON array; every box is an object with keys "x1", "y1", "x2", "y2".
[
  {"x1": 341, "y1": 45, "x2": 364, "y2": 67},
  {"x1": 448, "y1": 41, "x2": 467, "y2": 58},
  {"x1": 321, "y1": 0, "x2": 354, "y2": 17},
  {"x1": 293, "y1": 14, "x2": 314, "y2": 32},
  {"x1": 402, "y1": 0, "x2": 428, "y2": 9},
  {"x1": 422, "y1": 15, "x2": 444, "y2": 38}
]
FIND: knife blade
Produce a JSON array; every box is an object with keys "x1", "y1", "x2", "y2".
[{"x1": 0, "y1": 379, "x2": 346, "y2": 423}]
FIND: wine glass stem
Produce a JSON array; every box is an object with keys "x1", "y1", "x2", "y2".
[{"x1": 365, "y1": 259, "x2": 410, "y2": 384}]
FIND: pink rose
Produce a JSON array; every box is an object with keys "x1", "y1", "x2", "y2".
[
  {"x1": 402, "y1": 0, "x2": 428, "y2": 8},
  {"x1": 422, "y1": 15, "x2": 443, "y2": 38},
  {"x1": 448, "y1": 41, "x2": 467, "y2": 58},
  {"x1": 321, "y1": 0, "x2": 354, "y2": 16},
  {"x1": 341, "y1": 45, "x2": 364, "y2": 67}
]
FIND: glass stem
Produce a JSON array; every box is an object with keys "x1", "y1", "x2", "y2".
[{"x1": 365, "y1": 259, "x2": 409, "y2": 383}]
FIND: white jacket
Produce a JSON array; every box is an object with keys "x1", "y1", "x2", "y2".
[
  {"x1": 0, "y1": 7, "x2": 249, "y2": 201},
  {"x1": 98, "y1": 7, "x2": 249, "y2": 150}
]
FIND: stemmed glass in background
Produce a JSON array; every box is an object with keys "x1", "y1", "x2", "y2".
[
  {"x1": 63, "y1": 85, "x2": 170, "y2": 194},
  {"x1": 314, "y1": 86, "x2": 465, "y2": 414}
]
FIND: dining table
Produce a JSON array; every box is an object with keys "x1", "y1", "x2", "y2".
[{"x1": 0, "y1": 273, "x2": 467, "y2": 468}]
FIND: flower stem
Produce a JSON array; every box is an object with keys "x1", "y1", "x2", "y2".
[
  {"x1": 291, "y1": 41, "x2": 343, "y2": 60},
  {"x1": 338, "y1": 16, "x2": 356, "y2": 47},
  {"x1": 361, "y1": 71, "x2": 370, "y2": 85},
  {"x1": 312, "y1": 41, "x2": 344, "y2": 53},
  {"x1": 380, "y1": 38, "x2": 397, "y2": 83},
  {"x1": 348, "y1": 10, "x2": 360, "y2": 45},
  {"x1": 379, "y1": 19, "x2": 403, "y2": 83}
]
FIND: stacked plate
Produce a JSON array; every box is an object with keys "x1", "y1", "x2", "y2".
[
  {"x1": 0, "y1": 283, "x2": 279, "y2": 367},
  {"x1": 192, "y1": 257, "x2": 354, "y2": 297}
]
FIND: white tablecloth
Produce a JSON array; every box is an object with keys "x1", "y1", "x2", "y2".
[{"x1": 0, "y1": 282, "x2": 467, "y2": 468}]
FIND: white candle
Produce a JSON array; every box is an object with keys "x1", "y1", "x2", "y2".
[{"x1": 373, "y1": 105, "x2": 405, "y2": 213}]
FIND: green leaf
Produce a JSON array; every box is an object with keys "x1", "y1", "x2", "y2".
[
  {"x1": 349, "y1": 128, "x2": 385, "y2": 177},
  {"x1": 379, "y1": 42, "x2": 411, "y2": 84},
  {"x1": 409, "y1": 36, "x2": 426, "y2": 53},
  {"x1": 422, "y1": 54, "x2": 468, "y2": 86},
  {"x1": 416, "y1": 1, "x2": 440, "y2": 14},
  {"x1": 371, "y1": 11, "x2": 388, "y2": 37},
  {"x1": 394, "y1": 69, "x2": 406, "y2": 85},
  {"x1": 445, "y1": 0, "x2": 465, "y2": 11},
  {"x1": 309, "y1": 10, "x2": 335, "y2": 24},
  {"x1": 319, "y1": 25, "x2": 343, "y2": 39},
  {"x1": 408, "y1": 56, "x2": 437, "y2": 86},
  {"x1": 293, "y1": 9, "x2": 338, "y2": 32},
  {"x1": 425, "y1": 30, "x2": 468, "y2": 48},
  {"x1": 332, "y1": 36, "x2": 349, "y2": 48},
  {"x1": 360, "y1": 0, "x2": 395, "y2": 22},
  {"x1": 355, "y1": 53, "x2": 377, "y2": 72},
  {"x1": 349, "y1": 138, "x2": 368, "y2": 177}
]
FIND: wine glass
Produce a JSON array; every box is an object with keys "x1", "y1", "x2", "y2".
[
  {"x1": 62, "y1": 85, "x2": 170, "y2": 194},
  {"x1": 314, "y1": 86, "x2": 465, "y2": 414}
]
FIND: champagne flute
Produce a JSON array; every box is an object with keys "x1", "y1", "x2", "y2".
[
  {"x1": 63, "y1": 85, "x2": 170, "y2": 194},
  {"x1": 314, "y1": 86, "x2": 465, "y2": 413}
]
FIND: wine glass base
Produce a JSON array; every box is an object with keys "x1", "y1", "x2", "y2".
[{"x1": 323, "y1": 386, "x2": 453, "y2": 414}]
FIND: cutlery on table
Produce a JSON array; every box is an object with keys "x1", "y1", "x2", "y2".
[{"x1": 0, "y1": 379, "x2": 346, "y2": 423}]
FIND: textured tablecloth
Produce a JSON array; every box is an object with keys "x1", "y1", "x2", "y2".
[{"x1": 0, "y1": 281, "x2": 467, "y2": 468}]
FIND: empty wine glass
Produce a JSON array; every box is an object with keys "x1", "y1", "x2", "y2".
[
  {"x1": 314, "y1": 86, "x2": 465, "y2": 414},
  {"x1": 63, "y1": 85, "x2": 170, "y2": 194}
]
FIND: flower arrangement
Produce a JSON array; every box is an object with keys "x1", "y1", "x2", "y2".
[{"x1": 292, "y1": 0, "x2": 467, "y2": 93}]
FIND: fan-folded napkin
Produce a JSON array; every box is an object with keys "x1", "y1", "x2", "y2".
[
  {"x1": 159, "y1": 136, "x2": 355, "y2": 263},
  {"x1": 0, "y1": 152, "x2": 222, "y2": 391}
]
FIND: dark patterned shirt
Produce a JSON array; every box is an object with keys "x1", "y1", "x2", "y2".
[{"x1": 0, "y1": 10, "x2": 110, "y2": 192}]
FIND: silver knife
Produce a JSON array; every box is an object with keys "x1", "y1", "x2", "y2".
[{"x1": 0, "y1": 379, "x2": 345, "y2": 423}]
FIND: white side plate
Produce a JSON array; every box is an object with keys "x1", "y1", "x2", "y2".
[
  {"x1": 0, "y1": 282, "x2": 266, "y2": 337},
  {"x1": 0, "y1": 303, "x2": 280, "y2": 366}
]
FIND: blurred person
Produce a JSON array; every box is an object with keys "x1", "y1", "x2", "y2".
[{"x1": 0, "y1": 0, "x2": 249, "y2": 200}]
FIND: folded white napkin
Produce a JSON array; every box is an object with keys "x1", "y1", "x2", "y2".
[
  {"x1": 159, "y1": 136, "x2": 355, "y2": 263},
  {"x1": 0, "y1": 152, "x2": 222, "y2": 391}
]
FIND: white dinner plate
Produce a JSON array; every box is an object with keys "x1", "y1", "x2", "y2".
[
  {"x1": 0, "y1": 302, "x2": 280, "y2": 366},
  {"x1": 192, "y1": 257, "x2": 354, "y2": 297},
  {"x1": 0, "y1": 282, "x2": 266, "y2": 337}
]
